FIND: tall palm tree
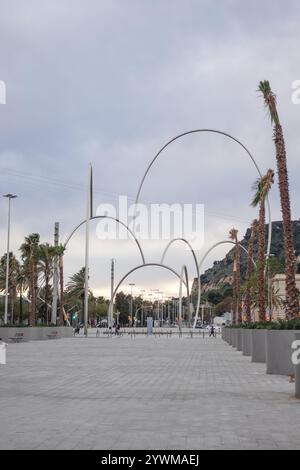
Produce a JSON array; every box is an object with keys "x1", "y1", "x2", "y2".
[
  {"x1": 16, "y1": 264, "x2": 27, "y2": 324},
  {"x1": 229, "y1": 228, "x2": 241, "y2": 324},
  {"x1": 20, "y1": 233, "x2": 40, "y2": 326},
  {"x1": 244, "y1": 219, "x2": 259, "y2": 323},
  {"x1": 0, "y1": 253, "x2": 20, "y2": 324},
  {"x1": 251, "y1": 169, "x2": 274, "y2": 322},
  {"x1": 259, "y1": 80, "x2": 299, "y2": 319},
  {"x1": 55, "y1": 245, "x2": 66, "y2": 326},
  {"x1": 38, "y1": 243, "x2": 55, "y2": 324},
  {"x1": 66, "y1": 267, "x2": 85, "y2": 323}
]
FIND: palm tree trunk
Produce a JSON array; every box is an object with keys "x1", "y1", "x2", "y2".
[
  {"x1": 29, "y1": 262, "x2": 36, "y2": 326},
  {"x1": 19, "y1": 281, "x2": 23, "y2": 325},
  {"x1": 59, "y1": 255, "x2": 64, "y2": 326},
  {"x1": 257, "y1": 202, "x2": 266, "y2": 322},
  {"x1": 245, "y1": 231, "x2": 255, "y2": 323},
  {"x1": 236, "y1": 242, "x2": 242, "y2": 323},
  {"x1": 274, "y1": 125, "x2": 299, "y2": 318}
]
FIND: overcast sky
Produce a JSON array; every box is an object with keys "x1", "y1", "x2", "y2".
[{"x1": 0, "y1": 0, "x2": 299, "y2": 299}]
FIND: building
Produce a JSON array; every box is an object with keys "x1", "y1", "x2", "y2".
[{"x1": 271, "y1": 274, "x2": 300, "y2": 319}]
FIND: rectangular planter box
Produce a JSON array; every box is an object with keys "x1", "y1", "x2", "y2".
[
  {"x1": 251, "y1": 329, "x2": 267, "y2": 363},
  {"x1": 228, "y1": 328, "x2": 233, "y2": 345},
  {"x1": 0, "y1": 327, "x2": 73, "y2": 342},
  {"x1": 232, "y1": 329, "x2": 237, "y2": 348},
  {"x1": 236, "y1": 329, "x2": 243, "y2": 351},
  {"x1": 242, "y1": 329, "x2": 252, "y2": 357},
  {"x1": 266, "y1": 330, "x2": 300, "y2": 376},
  {"x1": 0, "y1": 327, "x2": 30, "y2": 342}
]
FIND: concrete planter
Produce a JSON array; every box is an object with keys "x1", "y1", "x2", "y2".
[
  {"x1": 228, "y1": 328, "x2": 233, "y2": 345},
  {"x1": 236, "y1": 329, "x2": 243, "y2": 351},
  {"x1": 251, "y1": 329, "x2": 267, "y2": 363},
  {"x1": 242, "y1": 329, "x2": 252, "y2": 357},
  {"x1": 266, "y1": 330, "x2": 300, "y2": 376},
  {"x1": 0, "y1": 327, "x2": 30, "y2": 342},
  {"x1": 294, "y1": 333, "x2": 300, "y2": 399},
  {"x1": 232, "y1": 329, "x2": 237, "y2": 348},
  {"x1": 0, "y1": 327, "x2": 73, "y2": 342}
]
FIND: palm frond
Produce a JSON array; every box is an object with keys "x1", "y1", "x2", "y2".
[{"x1": 258, "y1": 80, "x2": 280, "y2": 125}]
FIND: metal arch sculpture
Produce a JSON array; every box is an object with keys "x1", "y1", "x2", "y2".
[
  {"x1": 107, "y1": 262, "x2": 188, "y2": 326},
  {"x1": 178, "y1": 265, "x2": 191, "y2": 327},
  {"x1": 63, "y1": 215, "x2": 146, "y2": 264},
  {"x1": 192, "y1": 239, "x2": 256, "y2": 328},
  {"x1": 160, "y1": 238, "x2": 200, "y2": 328},
  {"x1": 134, "y1": 129, "x2": 272, "y2": 261}
]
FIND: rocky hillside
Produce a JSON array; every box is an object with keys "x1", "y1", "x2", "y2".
[{"x1": 199, "y1": 220, "x2": 300, "y2": 292}]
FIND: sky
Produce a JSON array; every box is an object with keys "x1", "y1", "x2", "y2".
[{"x1": 0, "y1": 0, "x2": 300, "y2": 299}]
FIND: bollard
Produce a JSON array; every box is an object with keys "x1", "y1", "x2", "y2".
[{"x1": 294, "y1": 333, "x2": 300, "y2": 399}]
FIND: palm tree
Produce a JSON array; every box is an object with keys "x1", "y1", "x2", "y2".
[
  {"x1": 38, "y1": 243, "x2": 55, "y2": 324},
  {"x1": 259, "y1": 80, "x2": 299, "y2": 319},
  {"x1": 0, "y1": 253, "x2": 20, "y2": 324},
  {"x1": 16, "y1": 265, "x2": 27, "y2": 324},
  {"x1": 66, "y1": 267, "x2": 85, "y2": 323},
  {"x1": 244, "y1": 219, "x2": 259, "y2": 323},
  {"x1": 55, "y1": 245, "x2": 66, "y2": 326},
  {"x1": 20, "y1": 233, "x2": 40, "y2": 326},
  {"x1": 229, "y1": 228, "x2": 241, "y2": 324},
  {"x1": 251, "y1": 169, "x2": 274, "y2": 322}
]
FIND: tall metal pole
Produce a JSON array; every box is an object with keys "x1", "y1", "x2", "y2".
[
  {"x1": 84, "y1": 165, "x2": 92, "y2": 336},
  {"x1": 51, "y1": 222, "x2": 59, "y2": 325},
  {"x1": 110, "y1": 259, "x2": 115, "y2": 327},
  {"x1": 3, "y1": 194, "x2": 17, "y2": 325}
]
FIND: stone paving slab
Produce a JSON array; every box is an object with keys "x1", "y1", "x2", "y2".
[{"x1": 0, "y1": 334, "x2": 299, "y2": 450}]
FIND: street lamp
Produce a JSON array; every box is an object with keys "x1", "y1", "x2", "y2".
[
  {"x1": 129, "y1": 283, "x2": 135, "y2": 326},
  {"x1": 3, "y1": 194, "x2": 17, "y2": 325}
]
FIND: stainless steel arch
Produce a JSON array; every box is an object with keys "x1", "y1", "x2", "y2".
[
  {"x1": 178, "y1": 265, "x2": 190, "y2": 327},
  {"x1": 108, "y1": 263, "x2": 187, "y2": 326},
  {"x1": 192, "y1": 239, "x2": 256, "y2": 328},
  {"x1": 160, "y1": 238, "x2": 200, "y2": 328},
  {"x1": 134, "y1": 129, "x2": 272, "y2": 262},
  {"x1": 63, "y1": 215, "x2": 145, "y2": 264}
]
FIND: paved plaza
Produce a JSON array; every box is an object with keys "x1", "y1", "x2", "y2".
[{"x1": 0, "y1": 333, "x2": 300, "y2": 450}]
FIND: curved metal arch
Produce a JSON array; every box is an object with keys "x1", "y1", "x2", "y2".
[
  {"x1": 63, "y1": 215, "x2": 145, "y2": 264},
  {"x1": 108, "y1": 262, "x2": 188, "y2": 326},
  {"x1": 134, "y1": 129, "x2": 272, "y2": 261},
  {"x1": 160, "y1": 238, "x2": 200, "y2": 328},
  {"x1": 192, "y1": 239, "x2": 256, "y2": 328},
  {"x1": 178, "y1": 265, "x2": 190, "y2": 327}
]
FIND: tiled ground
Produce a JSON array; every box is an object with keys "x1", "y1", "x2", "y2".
[{"x1": 0, "y1": 334, "x2": 299, "y2": 450}]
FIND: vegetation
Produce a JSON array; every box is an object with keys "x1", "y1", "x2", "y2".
[
  {"x1": 259, "y1": 80, "x2": 299, "y2": 319},
  {"x1": 251, "y1": 169, "x2": 274, "y2": 321}
]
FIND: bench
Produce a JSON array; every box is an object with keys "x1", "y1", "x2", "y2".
[
  {"x1": 9, "y1": 332, "x2": 25, "y2": 343},
  {"x1": 47, "y1": 331, "x2": 58, "y2": 340}
]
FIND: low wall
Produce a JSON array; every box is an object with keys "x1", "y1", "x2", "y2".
[{"x1": 0, "y1": 327, "x2": 73, "y2": 342}]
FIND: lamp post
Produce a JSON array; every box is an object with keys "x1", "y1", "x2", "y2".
[
  {"x1": 3, "y1": 194, "x2": 17, "y2": 325},
  {"x1": 129, "y1": 283, "x2": 135, "y2": 326}
]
